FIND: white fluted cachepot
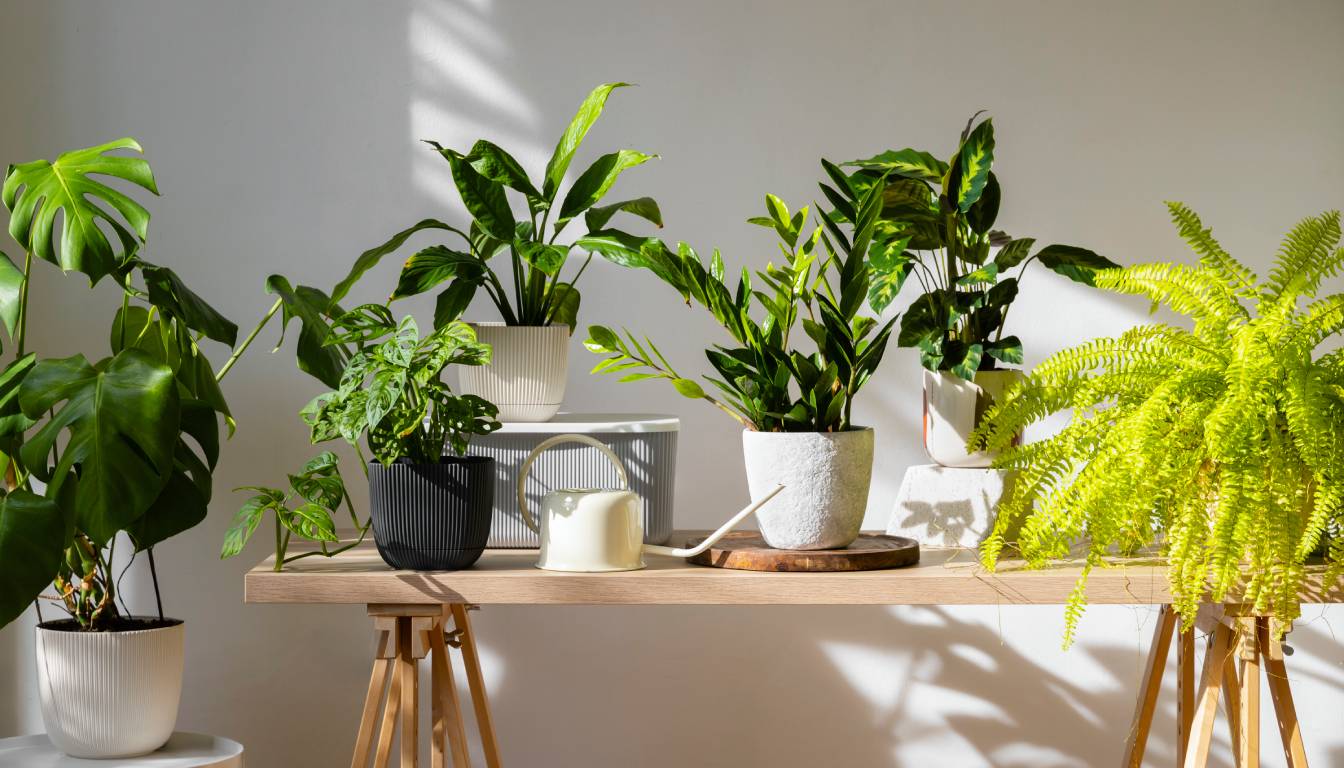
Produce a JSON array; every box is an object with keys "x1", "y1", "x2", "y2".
[
  {"x1": 923, "y1": 368, "x2": 1024, "y2": 468},
  {"x1": 458, "y1": 323, "x2": 569, "y2": 422},
  {"x1": 742, "y1": 427, "x2": 874, "y2": 550},
  {"x1": 35, "y1": 619, "x2": 185, "y2": 758}
]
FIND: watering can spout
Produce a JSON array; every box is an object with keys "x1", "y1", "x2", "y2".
[{"x1": 642, "y1": 484, "x2": 785, "y2": 559}]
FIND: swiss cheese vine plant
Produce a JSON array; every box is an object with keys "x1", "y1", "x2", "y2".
[{"x1": 969, "y1": 204, "x2": 1344, "y2": 644}]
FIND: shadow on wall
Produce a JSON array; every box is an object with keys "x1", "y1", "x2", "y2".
[{"x1": 465, "y1": 604, "x2": 1179, "y2": 768}]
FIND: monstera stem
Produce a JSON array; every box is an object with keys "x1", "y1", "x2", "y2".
[
  {"x1": 215, "y1": 297, "x2": 283, "y2": 382},
  {"x1": 15, "y1": 251, "x2": 32, "y2": 358}
]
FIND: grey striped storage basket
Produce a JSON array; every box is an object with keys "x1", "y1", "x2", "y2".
[{"x1": 466, "y1": 414, "x2": 679, "y2": 547}]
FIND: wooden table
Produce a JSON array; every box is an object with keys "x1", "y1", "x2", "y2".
[{"x1": 245, "y1": 536, "x2": 1340, "y2": 768}]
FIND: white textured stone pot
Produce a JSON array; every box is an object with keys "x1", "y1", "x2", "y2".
[
  {"x1": 35, "y1": 619, "x2": 185, "y2": 758},
  {"x1": 923, "y1": 368, "x2": 1024, "y2": 468},
  {"x1": 458, "y1": 322, "x2": 569, "y2": 422},
  {"x1": 742, "y1": 428, "x2": 874, "y2": 550}
]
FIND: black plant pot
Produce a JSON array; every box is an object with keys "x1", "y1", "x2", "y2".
[{"x1": 369, "y1": 456, "x2": 495, "y2": 570}]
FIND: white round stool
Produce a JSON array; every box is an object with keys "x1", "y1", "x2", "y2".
[{"x1": 0, "y1": 732, "x2": 242, "y2": 767}]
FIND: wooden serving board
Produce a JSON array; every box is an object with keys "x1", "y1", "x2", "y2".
[{"x1": 685, "y1": 532, "x2": 920, "y2": 572}]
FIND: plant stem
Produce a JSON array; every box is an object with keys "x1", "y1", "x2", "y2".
[
  {"x1": 15, "y1": 251, "x2": 32, "y2": 358},
  {"x1": 272, "y1": 515, "x2": 285, "y2": 572},
  {"x1": 146, "y1": 546, "x2": 165, "y2": 621},
  {"x1": 216, "y1": 297, "x2": 282, "y2": 382}
]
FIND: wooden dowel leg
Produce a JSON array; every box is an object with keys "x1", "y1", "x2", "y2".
[
  {"x1": 399, "y1": 617, "x2": 420, "y2": 768},
  {"x1": 1238, "y1": 621, "x2": 1260, "y2": 768},
  {"x1": 1122, "y1": 606, "x2": 1176, "y2": 768},
  {"x1": 1177, "y1": 620, "x2": 1197, "y2": 767},
  {"x1": 1260, "y1": 621, "x2": 1309, "y2": 768},
  {"x1": 431, "y1": 621, "x2": 447, "y2": 768},
  {"x1": 431, "y1": 611, "x2": 472, "y2": 767},
  {"x1": 1183, "y1": 623, "x2": 1234, "y2": 768},
  {"x1": 352, "y1": 629, "x2": 394, "y2": 768},
  {"x1": 1221, "y1": 647, "x2": 1242, "y2": 766},
  {"x1": 453, "y1": 604, "x2": 502, "y2": 768},
  {"x1": 373, "y1": 658, "x2": 401, "y2": 768}
]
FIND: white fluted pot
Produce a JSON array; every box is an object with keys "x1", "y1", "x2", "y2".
[
  {"x1": 923, "y1": 369, "x2": 1024, "y2": 468},
  {"x1": 35, "y1": 620, "x2": 184, "y2": 758},
  {"x1": 458, "y1": 323, "x2": 569, "y2": 422},
  {"x1": 742, "y1": 428, "x2": 874, "y2": 550}
]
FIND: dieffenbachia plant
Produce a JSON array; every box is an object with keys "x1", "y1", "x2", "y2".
[
  {"x1": 820, "y1": 112, "x2": 1117, "y2": 379},
  {"x1": 0, "y1": 139, "x2": 274, "y2": 630},
  {"x1": 970, "y1": 204, "x2": 1344, "y2": 644},
  {"x1": 586, "y1": 190, "x2": 894, "y2": 432},
  {"x1": 329, "y1": 82, "x2": 664, "y2": 332}
]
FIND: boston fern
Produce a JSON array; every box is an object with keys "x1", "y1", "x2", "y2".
[
  {"x1": 332, "y1": 82, "x2": 662, "y2": 331},
  {"x1": 970, "y1": 204, "x2": 1344, "y2": 643},
  {"x1": 586, "y1": 189, "x2": 894, "y2": 432},
  {"x1": 821, "y1": 113, "x2": 1116, "y2": 379}
]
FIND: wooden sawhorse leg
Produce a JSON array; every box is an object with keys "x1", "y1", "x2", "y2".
[
  {"x1": 1122, "y1": 605, "x2": 1310, "y2": 768},
  {"x1": 351, "y1": 604, "x2": 503, "y2": 768}
]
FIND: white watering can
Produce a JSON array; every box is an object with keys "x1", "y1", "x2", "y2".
[{"x1": 518, "y1": 434, "x2": 784, "y2": 572}]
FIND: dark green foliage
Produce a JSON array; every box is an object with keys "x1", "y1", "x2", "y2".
[
  {"x1": 333, "y1": 83, "x2": 662, "y2": 332},
  {"x1": 586, "y1": 193, "x2": 894, "y2": 432},
  {"x1": 821, "y1": 113, "x2": 1117, "y2": 380}
]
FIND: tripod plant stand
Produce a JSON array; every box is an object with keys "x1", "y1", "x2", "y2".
[
  {"x1": 1123, "y1": 605, "x2": 1308, "y2": 768},
  {"x1": 351, "y1": 603, "x2": 502, "y2": 768}
]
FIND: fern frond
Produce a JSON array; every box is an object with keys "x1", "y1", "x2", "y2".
[
  {"x1": 1166, "y1": 201, "x2": 1258, "y2": 301},
  {"x1": 1096, "y1": 264, "x2": 1244, "y2": 336},
  {"x1": 1262, "y1": 211, "x2": 1342, "y2": 308}
]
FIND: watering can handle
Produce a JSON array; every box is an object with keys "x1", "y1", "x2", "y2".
[{"x1": 517, "y1": 433, "x2": 631, "y2": 535}]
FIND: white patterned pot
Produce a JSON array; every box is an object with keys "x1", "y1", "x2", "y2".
[
  {"x1": 742, "y1": 428, "x2": 874, "y2": 550},
  {"x1": 35, "y1": 619, "x2": 184, "y2": 758},
  {"x1": 458, "y1": 323, "x2": 569, "y2": 422},
  {"x1": 923, "y1": 368, "x2": 1024, "y2": 468}
]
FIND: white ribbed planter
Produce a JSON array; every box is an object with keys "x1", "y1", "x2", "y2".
[
  {"x1": 923, "y1": 369, "x2": 1024, "y2": 468},
  {"x1": 742, "y1": 428, "x2": 874, "y2": 550},
  {"x1": 458, "y1": 323, "x2": 569, "y2": 422},
  {"x1": 35, "y1": 620, "x2": 184, "y2": 758}
]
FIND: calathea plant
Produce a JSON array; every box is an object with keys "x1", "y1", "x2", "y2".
[
  {"x1": 0, "y1": 139, "x2": 273, "y2": 631},
  {"x1": 331, "y1": 82, "x2": 663, "y2": 331},
  {"x1": 821, "y1": 113, "x2": 1117, "y2": 379},
  {"x1": 586, "y1": 188, "x2": 894, "y2": 432},
  {"x1": 970, "y1": 204, "x2": 1344, "y2": 644}
]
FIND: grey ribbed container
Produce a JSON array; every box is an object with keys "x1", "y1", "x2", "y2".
[
  {"x1": 369, "y1": 457, "x2": 494, "y2": 570},
  {"x1": 466, "y1": 414, "x2": 679, "y2": 547}
]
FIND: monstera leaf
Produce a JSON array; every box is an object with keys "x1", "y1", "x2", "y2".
[
  {"x1": 0, "y1": 490, "x2": 67, "y2": 628},
  {"x1": 18, "y1": 350, "x2": 179, "y2": 543},
  {"x1": 3, "y1": 138, "x2": 159, "y2": 284}
]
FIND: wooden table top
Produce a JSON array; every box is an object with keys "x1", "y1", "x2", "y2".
[{"x1": 243, "y1": 533, "x2": 1343, "y2": 607}]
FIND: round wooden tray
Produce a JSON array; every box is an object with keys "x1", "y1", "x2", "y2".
[{"x1": 685, "y1": 532, "x2": 920, "y2": 572}]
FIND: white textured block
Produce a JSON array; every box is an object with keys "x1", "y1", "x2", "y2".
[{"x1": 887, "y1": 464, "x2": 1014, "y2": 549}]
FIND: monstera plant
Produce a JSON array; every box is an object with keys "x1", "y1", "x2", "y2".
[
  {"x1": 970, "y1": 205, "x2": 1344, "y2": 644},
  {"x1": 0, "y1": 138, "x2": 272, "y2": 758}
]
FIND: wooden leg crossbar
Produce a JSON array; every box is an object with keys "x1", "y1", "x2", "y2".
[
  {"x1": 1123, "y1": 605, "x2": 1309, "y2": 768},
  {"x1": 352, "y1": 603, "x2": 502, "y2": 768}
]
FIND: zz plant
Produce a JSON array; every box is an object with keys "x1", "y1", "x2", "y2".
[
  {"x1": 333, "y1": 82, "x2": 663, "y2": 331},
  {"x1": 821, "y1": 113, "x2": 1116, "y2": 379},
  {"x1": 970, "y1": 204, "x2": 1344, "y2": 643},
  {"x1": 586, "y1": 188, "x2": 894, "y2": 432},
  {"x1": 0, "y1": 139, "x2": 271, "y2": 630}
]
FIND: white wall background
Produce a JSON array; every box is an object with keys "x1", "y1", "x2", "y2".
[{"x1": 2, "y1": 1, "x2": 1342, "y2": 766}]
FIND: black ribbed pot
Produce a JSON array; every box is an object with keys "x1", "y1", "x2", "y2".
[{"x1": 369, "y1": 456, "x2": 495, "y2": 570}]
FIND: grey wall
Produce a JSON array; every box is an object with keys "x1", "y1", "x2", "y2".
[{"x1": 2, "y1": 1, "x2": 1342, "y2": 766}]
